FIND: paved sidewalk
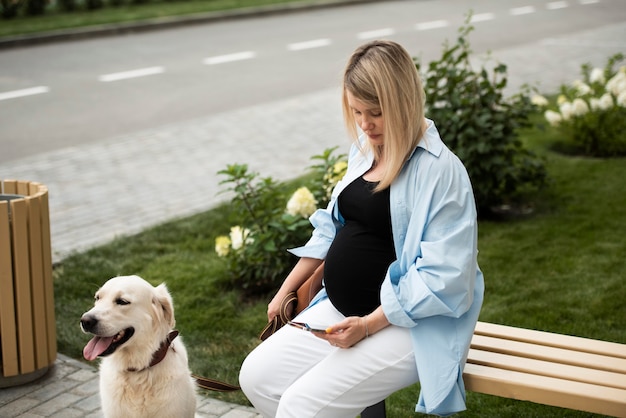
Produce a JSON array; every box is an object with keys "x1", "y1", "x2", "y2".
[
  {"x1": 0, "y1": 354, "x2": 261, "y2": 418},
  {"x1": 1, "y1": 19, "x2": 625, "y2": 418}
]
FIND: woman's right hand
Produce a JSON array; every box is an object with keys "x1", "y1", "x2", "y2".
[
  {"x1": 266, "y1": 257, "x2": 323, "y2": 321},
  {"x1": 267, "y1": 293, "x2": 283, "y2": 321}
]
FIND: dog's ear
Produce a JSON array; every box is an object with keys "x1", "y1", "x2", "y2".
[{"x1": 153, "y1": 283, "x2": 176, "y2": 328}]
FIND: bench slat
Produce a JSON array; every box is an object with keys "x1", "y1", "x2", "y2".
[
  {"x1": 463, "y1": 363, "x2": 626, "y2": 418},
  {"x1": 471, "y1": 334, "x2": 626, "y2": 374},
  {"x1": 475, "y1": 321, "x2": 626, "y2": 359},
  {"x1": 468, "y1": 348, "x2": 626, "y2": 390}
]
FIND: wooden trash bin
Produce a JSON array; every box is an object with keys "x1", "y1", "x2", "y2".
[{"x1": 0, "y1": 179, "x2": 56, "y2": 388}]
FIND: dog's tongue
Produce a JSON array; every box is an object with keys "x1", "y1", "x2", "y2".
[{"x1": 83, "y1": 336, "x2": 114, "y2": 361}]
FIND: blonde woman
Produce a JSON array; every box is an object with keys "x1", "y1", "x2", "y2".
[{"x1": 239, "y1": 40, "x2": 484, "y2": 417}]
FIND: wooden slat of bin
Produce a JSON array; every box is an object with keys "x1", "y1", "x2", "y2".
[
  {"x1": 10, "y1": 198, "x2": 36, "y2": 374},
  {"x1": 0, "y1": 201, "x2": 18, "y2": 377},
  {"x1": 38, "y1": 185, "x2": 56, "y2": 363},
  {"x1": 3, "y1": 180, "x2": 17, "y2": 195},
  {"x1": 463, "y1": 363, "x2": 626, "y2": 418},
  {"x1": 27, "y1": 188, "x2": 49, "y2": 369},
  {"x1": 471, "y1": 334, "x2": 626, "y2": 374},
  {"x1": 474, "y1": 321, "x2": 626, "y2": 359},
  {"x1": 468, "y1": 348, "x2": 626, "y2": 390},
  {"x1": 16, "y1": 181, "x2": 29, "y2": 196}
]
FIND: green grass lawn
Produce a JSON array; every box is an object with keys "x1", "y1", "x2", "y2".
[
  {"x1": 54, "y1": 119, "x2": 625, "y2": 417},
  {"x1": 0, "y1": 0, "x2": 309, "y2": 38}
]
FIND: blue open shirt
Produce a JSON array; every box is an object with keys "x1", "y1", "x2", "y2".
[{"x1": 290, "y1": 119, "x2": 485, "y2": 416}]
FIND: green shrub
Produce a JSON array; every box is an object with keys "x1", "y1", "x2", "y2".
[
  {"x1": 415, "y1": 16, "x2": 548, "y2": 216},
  {"x1": 538, "y1": 53, "x2": 626, "y2": 157},
  {"x1": 214, "y1": 148, "x2": 346, "y2": 295},
  {"x1": 57, "y1": 0, "x2": 76, "y2": 12},
  {"x1": 25, "y1": 0, "x2": 45, "y2": 14},
  {"x1": 85, "y1": 0, "x2": 103, "y2": 10},
  {"x1": 1, "y1": 0, "x2": 22, "y2": 18}
]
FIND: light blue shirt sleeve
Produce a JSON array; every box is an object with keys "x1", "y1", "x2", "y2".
[{"x1": 381, "y1": 147, "x2": 479, "y2": 324}]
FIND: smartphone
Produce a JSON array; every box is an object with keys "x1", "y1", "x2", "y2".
[{"x1": 288, "y1": 321, "x2": 331, "y2": 333}]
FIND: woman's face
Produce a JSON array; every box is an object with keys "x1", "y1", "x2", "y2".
[{"x1": 347, "y1": 91, "x2": 384, "y2": 147}]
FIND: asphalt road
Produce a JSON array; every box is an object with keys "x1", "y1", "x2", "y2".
[{"x1": 1, "y1": 0, "x2": 625, "y2": 163}]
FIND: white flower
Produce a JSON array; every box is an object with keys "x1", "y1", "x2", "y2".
[
  {"x1": 230, "y1": 226, "x2": 252, "y2": 250},
  {"x1": 572, "y1": 98, "x2": 589, "y2": 116},
  {"x1": 215, "y1": 236, "x2": 231, "y2": 257},
  {"x1": 286, "y1": 187, "x2": 317, "y2": 218},
  {"x1": 544, "y1": 110, "x2": 562, "y2": 127},
  {"x1": 559, "y1": 101, "x2": 573, "y2": 121},
  {"x1": 598, "y1": 93, "x2": 614, "y2": 110},
  {"x1": 573, "y1": 80, "x2": 591, "y2": 96},
  {"x1": 589, "y1": 67, "x2": 605, "y2": 84},
  {"x1": 617, "y1": 91, "x2": 626, "y2": 107},
  {"x1": 531, "y1": 94, "x2": 549, "y2": 107},
  {"x1": 557, "y1": 95, "x2": 567, "y2": 106},
  {"x1": 606, "y1": 71, "x2": 626, "y2": 96}
]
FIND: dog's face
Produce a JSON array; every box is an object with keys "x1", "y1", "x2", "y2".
[{"x1": 80, "y1": 275, "x2": 175, "y2": 362}]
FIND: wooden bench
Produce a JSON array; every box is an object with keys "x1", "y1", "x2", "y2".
[{"x1": 361, "y1": 321, "x2": 626, "y2": 418}]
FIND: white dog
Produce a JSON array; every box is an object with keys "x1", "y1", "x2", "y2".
[{"x1": 80, "y1": 275, "x2": 196, "y2": 418}]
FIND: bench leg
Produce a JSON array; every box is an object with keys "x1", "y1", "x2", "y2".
[{"x1": 361, "y1": 400, "x2": 386, "y2": 418}]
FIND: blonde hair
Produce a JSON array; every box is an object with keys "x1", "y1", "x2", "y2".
[{"x1": 342, "y1": 40, "x2": 426, "y2": 192}]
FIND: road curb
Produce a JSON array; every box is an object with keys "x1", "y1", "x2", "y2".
[{"x1": 0, "y1": 0, "x2": 381, "y2": 49}]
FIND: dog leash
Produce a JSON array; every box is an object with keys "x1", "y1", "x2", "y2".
[{"x1": 192, "y1": 374, "x2": 241, "y2": 392}]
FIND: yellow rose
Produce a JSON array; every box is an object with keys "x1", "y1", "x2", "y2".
[
  {"x1": 286, "y1": 187, "x2": 317, "y2": 218},
  {"x1": 215, "y1": 236, "x2": 231, "y2": 257}
]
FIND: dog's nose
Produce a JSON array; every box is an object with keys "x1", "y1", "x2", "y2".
[{"x1": 80, "y1": 314, "x2": 97, "y2": 332}]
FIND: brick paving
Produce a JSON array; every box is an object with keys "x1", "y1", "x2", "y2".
[
  {"x1": 0, "y1": 354, "x2": 261, "y2": 417},
  {"x1": 0, "y1": 14, "x2": 624, "y2": 417}
]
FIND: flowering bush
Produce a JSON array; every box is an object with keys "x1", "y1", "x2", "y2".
[
  {"x1": 535, "y1": 53, "x2": 626, "y2": 157},
  {"x1": 215, "y1": 147, "x2": 346, "y2": 294},
  {"x1": 415, "y1": 16, "x2": 548, "y2": 215}
]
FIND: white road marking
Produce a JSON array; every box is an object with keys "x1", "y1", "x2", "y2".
[
  {"x1": 357, "y1": 28, "x2": 396, "y2": 40},
  {"x1": 414, "y1": 20, "x2": 449, "y2": 31},
  {"x1": 0, "y1": 86, "x2": 49, "y2": 101},
  {"x1": 287, "y1": 38, "x2": 332, "y2": 51},
  {"x1": 2, "y1": 0, "x2": 603, "y2": 99},
  {"x1": 470, "y1": 13, "x2": 496, "y2": 23},
  {"x1": 98, "y1": 66, "x2": 164, "y2": 82},
  {"x1": 510, "y1": 6, "x2": 536, "y2": 15},
  {"x1": 203, "y1": 51, "x2": 256, "y2": 65},
  {"x1": 547, "y1": 1, "x2": 569, "y2": 9}
]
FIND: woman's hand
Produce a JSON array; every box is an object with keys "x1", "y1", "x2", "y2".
[
  {"x1": 314, "y1": 307, "x2": 389, "y2": 348},
  {"x1": 266, "y1": 257, "x2": 323, "y2": 321},
  {"x1": 267, "y1": 292, "x2": 292, "y2": 322},
  {"x1": 314, "y1": 316, "x2": 368, "y2": 348}
]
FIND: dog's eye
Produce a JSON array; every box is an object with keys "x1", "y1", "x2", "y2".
[{"x1": 115, "y1": 298, "x2": 130, "y2": 306}]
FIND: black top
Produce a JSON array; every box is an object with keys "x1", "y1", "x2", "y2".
[{"x1": 324, "y1": 176, "x2": 396, "y2": 317}]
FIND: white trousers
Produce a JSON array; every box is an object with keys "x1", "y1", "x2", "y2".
[{"x1": 239, "y1": 298, "x2": 419, "y2": 418}]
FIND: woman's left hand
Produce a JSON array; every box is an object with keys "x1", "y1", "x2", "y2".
[{"x1": 314, "y1": 316, "x2": 368, "y2": 348}]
